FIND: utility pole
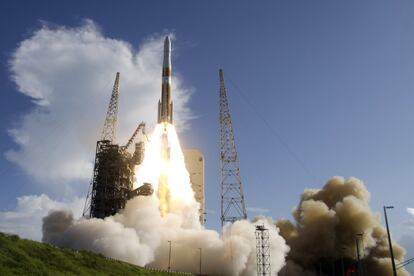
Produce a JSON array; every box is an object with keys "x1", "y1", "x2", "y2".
[
  {"x1": 384, "y1": 206, "x2": 397, "y2": 276},
  {"x1": 219, "y1": 69, "x2": 247, "y2": 226},
  {"x1": 168, "y1": 240, "x2": 172, "y2": 272}
]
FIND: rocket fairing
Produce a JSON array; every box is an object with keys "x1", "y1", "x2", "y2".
[{"x1": 158, "y1": 36, "x2": 173, "y2": 124}]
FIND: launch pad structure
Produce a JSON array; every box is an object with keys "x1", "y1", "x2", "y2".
[
  {"x1": 82, "y1": 38, "x2": 248, "y2": 235},
  {"x1": 83, "y1": 37, "x2": 205, "y2": 222},
  {"x1": 78, "y1": 36, "x2": 268, "y2": 275},
  {"x1": 88, "y1": 141, "x2": 133, "y2": 218},
  {"x1": 83, "y1": 73, "x2": 149, "y2": 219}
]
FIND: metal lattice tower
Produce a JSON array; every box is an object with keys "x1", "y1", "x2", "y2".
[
  {"x1": 83, "y1": 72, "x2": 131, "y2": 218},
  {"x1": 101, "y1": 72, "x2": 120, "y2": 142},
  {"x1": 256, "y1": 225, "x2": 271, "y2": 276},
  {"x1": 219, "y1": 69, "x2": 247, "y2": 226}
]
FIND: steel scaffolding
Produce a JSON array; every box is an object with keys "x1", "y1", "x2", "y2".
[{"x1": 256, "y1": 225, "x2": 271, "y2": 276}]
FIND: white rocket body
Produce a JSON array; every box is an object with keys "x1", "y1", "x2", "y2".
[{"x1": 157, "y1": 36, "x2": 173, "y2": 124}]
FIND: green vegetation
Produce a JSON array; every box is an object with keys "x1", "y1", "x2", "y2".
[{"x1": 0, "y1": 232, "x2": 186, "y2": 276}]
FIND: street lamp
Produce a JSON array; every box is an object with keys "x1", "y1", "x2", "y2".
[
  {"x1": 168, "y1": 240, "x2": 172, "y2": 272},
  {"x1": 384, "y1": 206, "x2": 397, "y2": 276},
  {"x1": 199, "y1": 248, "x2": 202, "y2": 275}
]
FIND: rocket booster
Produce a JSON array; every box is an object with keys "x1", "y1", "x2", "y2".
[{"x1": 158, "y1": 36, "x2": 173, "y2": 124}]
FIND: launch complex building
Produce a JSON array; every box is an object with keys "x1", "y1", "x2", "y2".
[{"x1": 83, "y1": 37, "x2": 205, "y2": 223}]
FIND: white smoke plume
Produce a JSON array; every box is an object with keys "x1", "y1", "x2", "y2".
[
  {"x1": 42, "y1": 125, "x2": 289, "y2": 275},
  {"x1": 43, "y1": 197, "x2": 288, "y2": 275}
]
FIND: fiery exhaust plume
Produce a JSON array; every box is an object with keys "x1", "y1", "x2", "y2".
[{"x1": 134, "y1": 123, "x2": 198, "y2": 217}]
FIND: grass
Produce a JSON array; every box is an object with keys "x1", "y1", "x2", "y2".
[{"x1": 0, "y1": 232, "x2": 188, "y2": 276}]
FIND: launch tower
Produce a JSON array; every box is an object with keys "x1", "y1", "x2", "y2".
[{"x1": 83, "y1": 73, "x2": 147, "y2": 218}]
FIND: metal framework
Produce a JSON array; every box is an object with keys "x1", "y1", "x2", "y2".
[
  {"x1": 256, "y1": 225, "x2": 271, "y2": 276},
  {"x1": 88, "y1": 141, "x2": 134, "y2": 218},
  {"x1": 83, "y1": 73, "x2": 147, "y2": 218},
  {"x1": 219, "y1": 69, "x2": 247, "y2": 226},
  {"x1": 101, "y1": 72, "x2": 120, "y2": 142},
  {"x1": 122, "y1": 122, "x2": 146, "y2": 151}
]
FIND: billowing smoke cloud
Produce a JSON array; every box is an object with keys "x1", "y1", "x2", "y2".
[
  {"x1": 276, "y1": 176, "x2": 409, "y2": 276},
  {"x1": 42, "y1": 196, "x2": 289, "y2": 275},
  {"x1": 41, "y1": 123, "x2": 289, "y2": 275},
  {"x1": 6, "y1": 20, "x2": 193, "y2": 193}
]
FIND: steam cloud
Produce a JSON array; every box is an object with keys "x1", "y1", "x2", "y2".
[
  {"x1": 42, "y1": 197, "x2": 288, "y2": 275},
  {"x1": 276, "y1": 176, "x2": 409, "y2": 276},
  {"x1": 42, "y1": 125, "x2": 289, "y2": 275},
  {"x1": 41, "y1": 175, "x2": 410, "y2": 275}
]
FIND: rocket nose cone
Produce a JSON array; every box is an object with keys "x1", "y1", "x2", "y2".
[
  {"x1": 164, "y1": 36, "x2": 171, "y2": 51},
  {"x1": 163, "y1": 36, "x2": 171, "y2": 68},
  {"x1": 164, "y1": 36, "x2": 170, "y2": 43}
]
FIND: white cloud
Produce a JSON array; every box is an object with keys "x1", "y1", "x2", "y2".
[
  {"x1": 403, "y1": 208, "x2": 414, "y2": 230},
  {"x1": 0, "y1": 194, "x2": 84, "y2": 241},
  {"x1": 247, "y1": 206, "x2": 270, "y2": 214},
  {"x1": 5, "y1": 20, "x2": 193, "y2": 193}
]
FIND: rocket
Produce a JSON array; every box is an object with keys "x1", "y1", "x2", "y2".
[{"x1": 157, "y1": 36, "x2": 173, "y2": 124}]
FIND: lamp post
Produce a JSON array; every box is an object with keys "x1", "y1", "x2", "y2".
[
  {"x1": 199, "y1": 248, "x2": 202, "y2": 275},
  {"x1": 384, "y1": 206, "x2": 397, "y2": 276},
  {"x1": 168, "y1": 240, "x2": 172, "y2": 272}
]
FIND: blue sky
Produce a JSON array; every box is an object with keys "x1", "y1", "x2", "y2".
[{"x1": 1, "y1": 0, "x2": 414, "y2": 266}]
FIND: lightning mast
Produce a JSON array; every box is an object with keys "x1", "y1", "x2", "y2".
[
  {"x1": 219, "y1": 69, "x2": 247, "y2": 226},
  {"x1": 101, "y1": 72, "x2": 120, "y2": 142}
]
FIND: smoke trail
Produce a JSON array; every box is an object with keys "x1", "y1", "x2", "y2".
[
  {"x1": 276, "y1": 176, "x2": 409, "y2": 276},
  {"x1": 42, "y1": 124, "x2": 289, "y2": 275}
]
